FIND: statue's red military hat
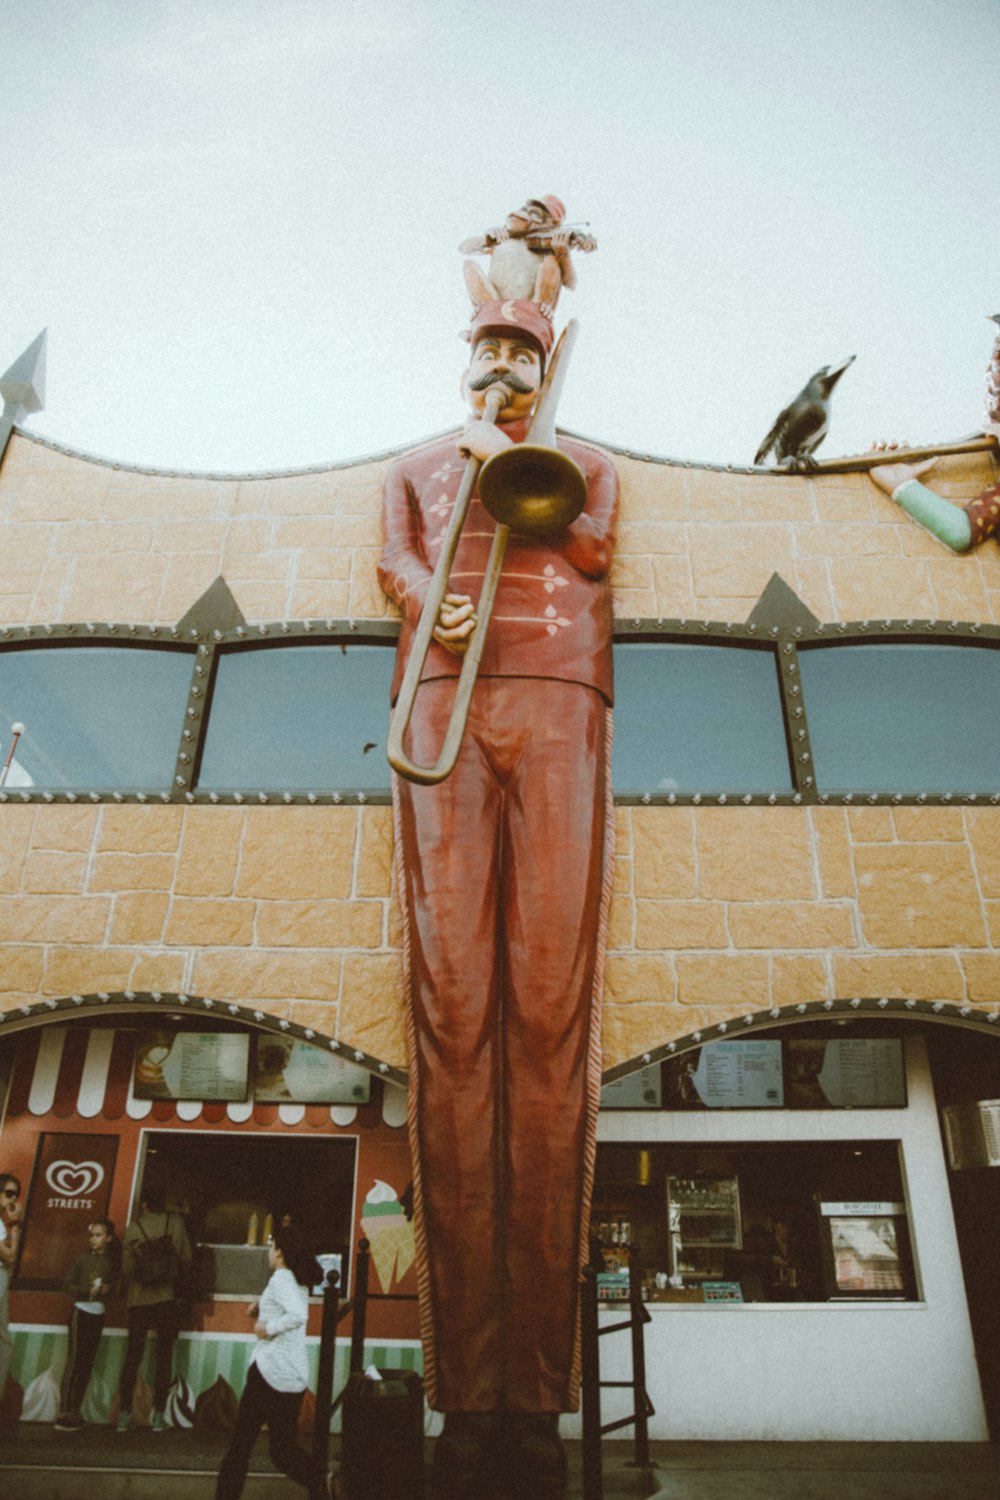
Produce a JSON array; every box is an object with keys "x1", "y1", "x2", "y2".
[
  {"x1": 466, "y1": 298, "x2": 555, "y2": 357},
  {"x1": 537, "y1": 194, "x2": 566, "y2": 224}
]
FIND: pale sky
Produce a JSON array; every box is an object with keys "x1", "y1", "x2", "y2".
[{"x1": 2, "y1": 0, "x2": 997, "y2": 473}]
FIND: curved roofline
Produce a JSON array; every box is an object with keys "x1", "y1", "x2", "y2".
[
  {"x1": 8, "y1": 994, "x2": 1000, "y2": 1088},
  {"x1": 603, "y1": 995, "x2": 1000, "y2": 1082},
  {"x1": 0, "y1": 989, "x2": 408, "y2": 1086},
  {"x1": 16, "y1": 420, "x2": 735, "y2": 478},
  {"x1": 11, "y1": 422, "x2": 466, "y2": 481},
  {"x1": 15, "y1": 422, "x2": 993, "y2": 483}
]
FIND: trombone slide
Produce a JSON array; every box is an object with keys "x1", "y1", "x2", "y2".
[
  {"x1": 386, "y1": 321, "x2": 586, "y2": 786},
  {"x1": 386, "y1": 384, "x2": 507, "y2": 786}
]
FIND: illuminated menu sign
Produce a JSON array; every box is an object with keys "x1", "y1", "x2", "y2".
[
  {"x1": 133, "y1": 1031, "x2": 251, "y2": 1101},
  {"x1": 686, "y1": 1040, "x2": 784, "y2": 1108},
  {"x1": 254, "y1": 1040, "x2": 371, "y2": 1104},
  {"x1": 662, "y1": 1037, "x2": 906, "y2": 1110},
  {"x1": 786, "y1": 1039, "x2": 905, "y2": 1108}
]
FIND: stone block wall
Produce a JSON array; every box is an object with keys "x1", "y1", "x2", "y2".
[{"x1": 1, "y1": 429, "x2": 999, "y2": 1072}]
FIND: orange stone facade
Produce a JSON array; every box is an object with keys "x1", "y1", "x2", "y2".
[{"x1": 2, "y1": 430, "x2": 1000, "y2": 1073}]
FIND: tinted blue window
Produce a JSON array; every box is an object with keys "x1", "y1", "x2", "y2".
[
  {"x1": 799, "y1": 643, "x2": 1000, "y2": 792},
  {"x1": 197, "y1": 644, "x2": 394, "y2": 791},
  {"x1": 612, "y1": 642, "x2": 792, "y2": 794},
  {"x1": 0, "y1": 646, "x2": 193, "y2": 789}
]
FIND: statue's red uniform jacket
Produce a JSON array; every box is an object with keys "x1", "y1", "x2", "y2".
[{"x1": 378, "y1": 418, "x2": 619, "y2": 1413}]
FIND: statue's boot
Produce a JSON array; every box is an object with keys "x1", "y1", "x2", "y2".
[
  {"x1": 431, "y1": 1412, "x2": 504, "y2": 1499},
  {"x1": 499, "y1": 1413, "x2": 568, "y2": 1500}
]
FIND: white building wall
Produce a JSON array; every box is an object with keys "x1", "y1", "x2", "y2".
[{"x1": 565, "y1": 1034, "x2": 987, "y2": 1442}]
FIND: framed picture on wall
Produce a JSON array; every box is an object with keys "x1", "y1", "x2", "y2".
[{"x1": 817, "y1": 1200, "x2": 915, "y2": 1300}]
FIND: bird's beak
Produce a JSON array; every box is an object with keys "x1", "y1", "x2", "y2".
[{"x1": 827, "y1": 354, "x2": 856, "y2": 385}]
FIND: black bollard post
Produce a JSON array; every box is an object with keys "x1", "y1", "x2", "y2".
[
  {"x1": 580, "y1": 1264, "x2": 603, "y2": 1500},
  {"x1": 313, "y1": 1264, "x2": 341, "y2": 1471},
  {"x1": 627, "y1": 1244, "x2": 651, "y2": 1471},
  {"x1": 350, "y1": 1238, "x2": 371, "y2": 1374}
]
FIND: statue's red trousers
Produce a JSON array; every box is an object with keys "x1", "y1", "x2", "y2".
[{"x1": 394, "y1": 676, "x2": 612, "y2": 1413}]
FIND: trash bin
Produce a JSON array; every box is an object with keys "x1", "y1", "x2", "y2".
[{"x1": 339, "y1": 1367, "x2": 425, "y2": 1499}]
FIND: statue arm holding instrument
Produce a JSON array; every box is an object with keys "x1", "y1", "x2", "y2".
[
  {"x1": 378, "y1": 461, "x2": 478, "y2": 653},
  {"x1": 458, "y1": 224, "x2": 510, "y2": 255},
  {"x1": 548, "y1": 440, "x2": 618, "y2": 577},
  {"x1": 461, "y1": 413, "x2": 617, "y2": 577},
  {"x1": 867, "y1": 446, "x2": 1000, "y2": 551}
]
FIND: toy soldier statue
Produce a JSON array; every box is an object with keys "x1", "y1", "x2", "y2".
[{"x1": 378, "y1": 215, "x2": 617, "y2": 1497}]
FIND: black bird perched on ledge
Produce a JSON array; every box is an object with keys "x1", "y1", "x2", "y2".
[{"x1": 754, "y1": 354, "x2": 856, "y2": 470}]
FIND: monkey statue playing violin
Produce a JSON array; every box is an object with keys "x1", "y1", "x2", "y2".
[{"x1": 459, "y1": 195, "x2": 597, "y2": 321}]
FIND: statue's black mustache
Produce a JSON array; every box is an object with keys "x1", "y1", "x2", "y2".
[{"x1": 467, "y1": 370, "x2": 535, "y2": 394}]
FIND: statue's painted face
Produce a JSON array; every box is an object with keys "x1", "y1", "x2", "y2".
[
  {"x1": 465, "y1": 335, "x2": 542, "y2": 422},
  {"x1": 506, "y1": 201, "x2": 554, "y2": 235}
]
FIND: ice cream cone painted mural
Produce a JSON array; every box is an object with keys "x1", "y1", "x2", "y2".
[{"x1": 361, "y1": 1179, "x2": 416, "y2": 1294}]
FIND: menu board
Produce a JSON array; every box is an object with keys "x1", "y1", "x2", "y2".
[
  {"x1": 664, "y1": 1041, "x2": 783, "y2": 1109},
  {"x1": 600, "y1": 1066, "x2": 662, "y2": 1109},
  {"x1": 133, "y1": 1031, "x2": 251, "y2": 1101},
  {"x1": 786, "y1": 1039, "x2": 905, "y2": 1108},
  {"x1": 254, "y1": 1039, "x2": 371, "y2": 1104}
]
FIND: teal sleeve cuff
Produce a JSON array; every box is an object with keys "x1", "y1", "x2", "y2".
[{"x1": 892, "y1": 480, "x2": 973, "y2": 553}]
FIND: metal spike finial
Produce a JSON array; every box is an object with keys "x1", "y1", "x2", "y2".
[{"x1": 1, "y1": 329, "x2": 47, "y2": 416}]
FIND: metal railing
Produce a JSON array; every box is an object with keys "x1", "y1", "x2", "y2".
[
  {"x1": 580, "y1": 1247, "x2": 657, "y2": 1499},
  {"x1": 312, "y1": 1237, "x2": 372, "y2": 1472}
]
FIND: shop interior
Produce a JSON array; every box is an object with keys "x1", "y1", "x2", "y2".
[
  {"x1": 137, "y1": 1130, "x2": 358, "y2": 1296},
  {"x1": 594, "y1": 1026, "x2": 919, "y2": 1305},
  {"x1": 592, "y1": 1138, "x2": 914, "y2": 1303}
]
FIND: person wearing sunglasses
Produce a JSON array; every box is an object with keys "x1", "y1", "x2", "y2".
[{"x1": 0, "y1": 1175, "x2": 22, "y2": 1424}]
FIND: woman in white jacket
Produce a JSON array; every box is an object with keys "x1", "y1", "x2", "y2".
[{"x1": 215, "y1": 1226, "x2": 329, "y2": 1500}]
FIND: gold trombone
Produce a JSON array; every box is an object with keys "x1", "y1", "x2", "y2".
[{"x1": 387, "y1": 320, "x2": 587, "y2": 785}]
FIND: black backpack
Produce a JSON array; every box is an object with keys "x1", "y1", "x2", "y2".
[{"x1": 131, "y1": 1213, "x2": 180, "y2": 1287}]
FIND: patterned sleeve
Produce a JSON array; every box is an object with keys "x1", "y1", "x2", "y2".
[
  {"x1": 964, "y1": 483, "x2": 1000, "y2": 547},
  {"x1": 553, "y1": 446, "x2": 619, "y2": 580},
  {"x1": 377, "y1": 458, "x2": 434, "y2": 626}
]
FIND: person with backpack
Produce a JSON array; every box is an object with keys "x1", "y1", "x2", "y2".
[
  {"x1": 214, "y1": 1224, "x2": 329, "y2": 1500},
  {"x1": 116, "y1": 1184, "x2": 191, "y2": 1432}
]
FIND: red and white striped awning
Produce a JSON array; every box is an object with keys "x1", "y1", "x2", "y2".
[{"x1": 5, "y1": 1026, "x2": 407, "y2": 1130}]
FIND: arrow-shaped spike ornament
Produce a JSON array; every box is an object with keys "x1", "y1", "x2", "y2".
[
  {"x1": 1, "y1": 329, "x2": 47, "y2": 415},
  {"x1": 0, "y1": 329, "x2": 47, "y2": 464}
]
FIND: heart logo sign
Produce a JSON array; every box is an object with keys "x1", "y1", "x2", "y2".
[{"x1": 45, "y1": 1160, "x2": 105, "y2": 1197}]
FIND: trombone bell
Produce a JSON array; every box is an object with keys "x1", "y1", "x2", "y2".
[{"x1": 478, "y1": 443, "x2": 587, "y2": 534}]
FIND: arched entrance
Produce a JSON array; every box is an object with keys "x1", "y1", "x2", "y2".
[
  {"x1": 584, "y1": 998, "x2": 1000, "y2": 1443},
  {"x1": 0, "y1": 994, "x2": 419, "y2": 1430}
]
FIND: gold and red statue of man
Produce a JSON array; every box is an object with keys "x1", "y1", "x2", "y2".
[{"x1": 378, "y1": 204, "x2": 616, "y2": 1499}]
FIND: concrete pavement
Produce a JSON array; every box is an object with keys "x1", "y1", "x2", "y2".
[{"x1": 1, "y1": 1426, "x2": 999, "y2": 1499}]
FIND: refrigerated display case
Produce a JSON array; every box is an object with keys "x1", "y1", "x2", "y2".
[{"x1": 667, "y1": 1174, "x2": 741, "y2": 1283}]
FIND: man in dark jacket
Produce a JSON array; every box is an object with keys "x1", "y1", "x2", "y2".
[{"x1": 116, "y1": 1184, "x2": 191, "y2": 1432}]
